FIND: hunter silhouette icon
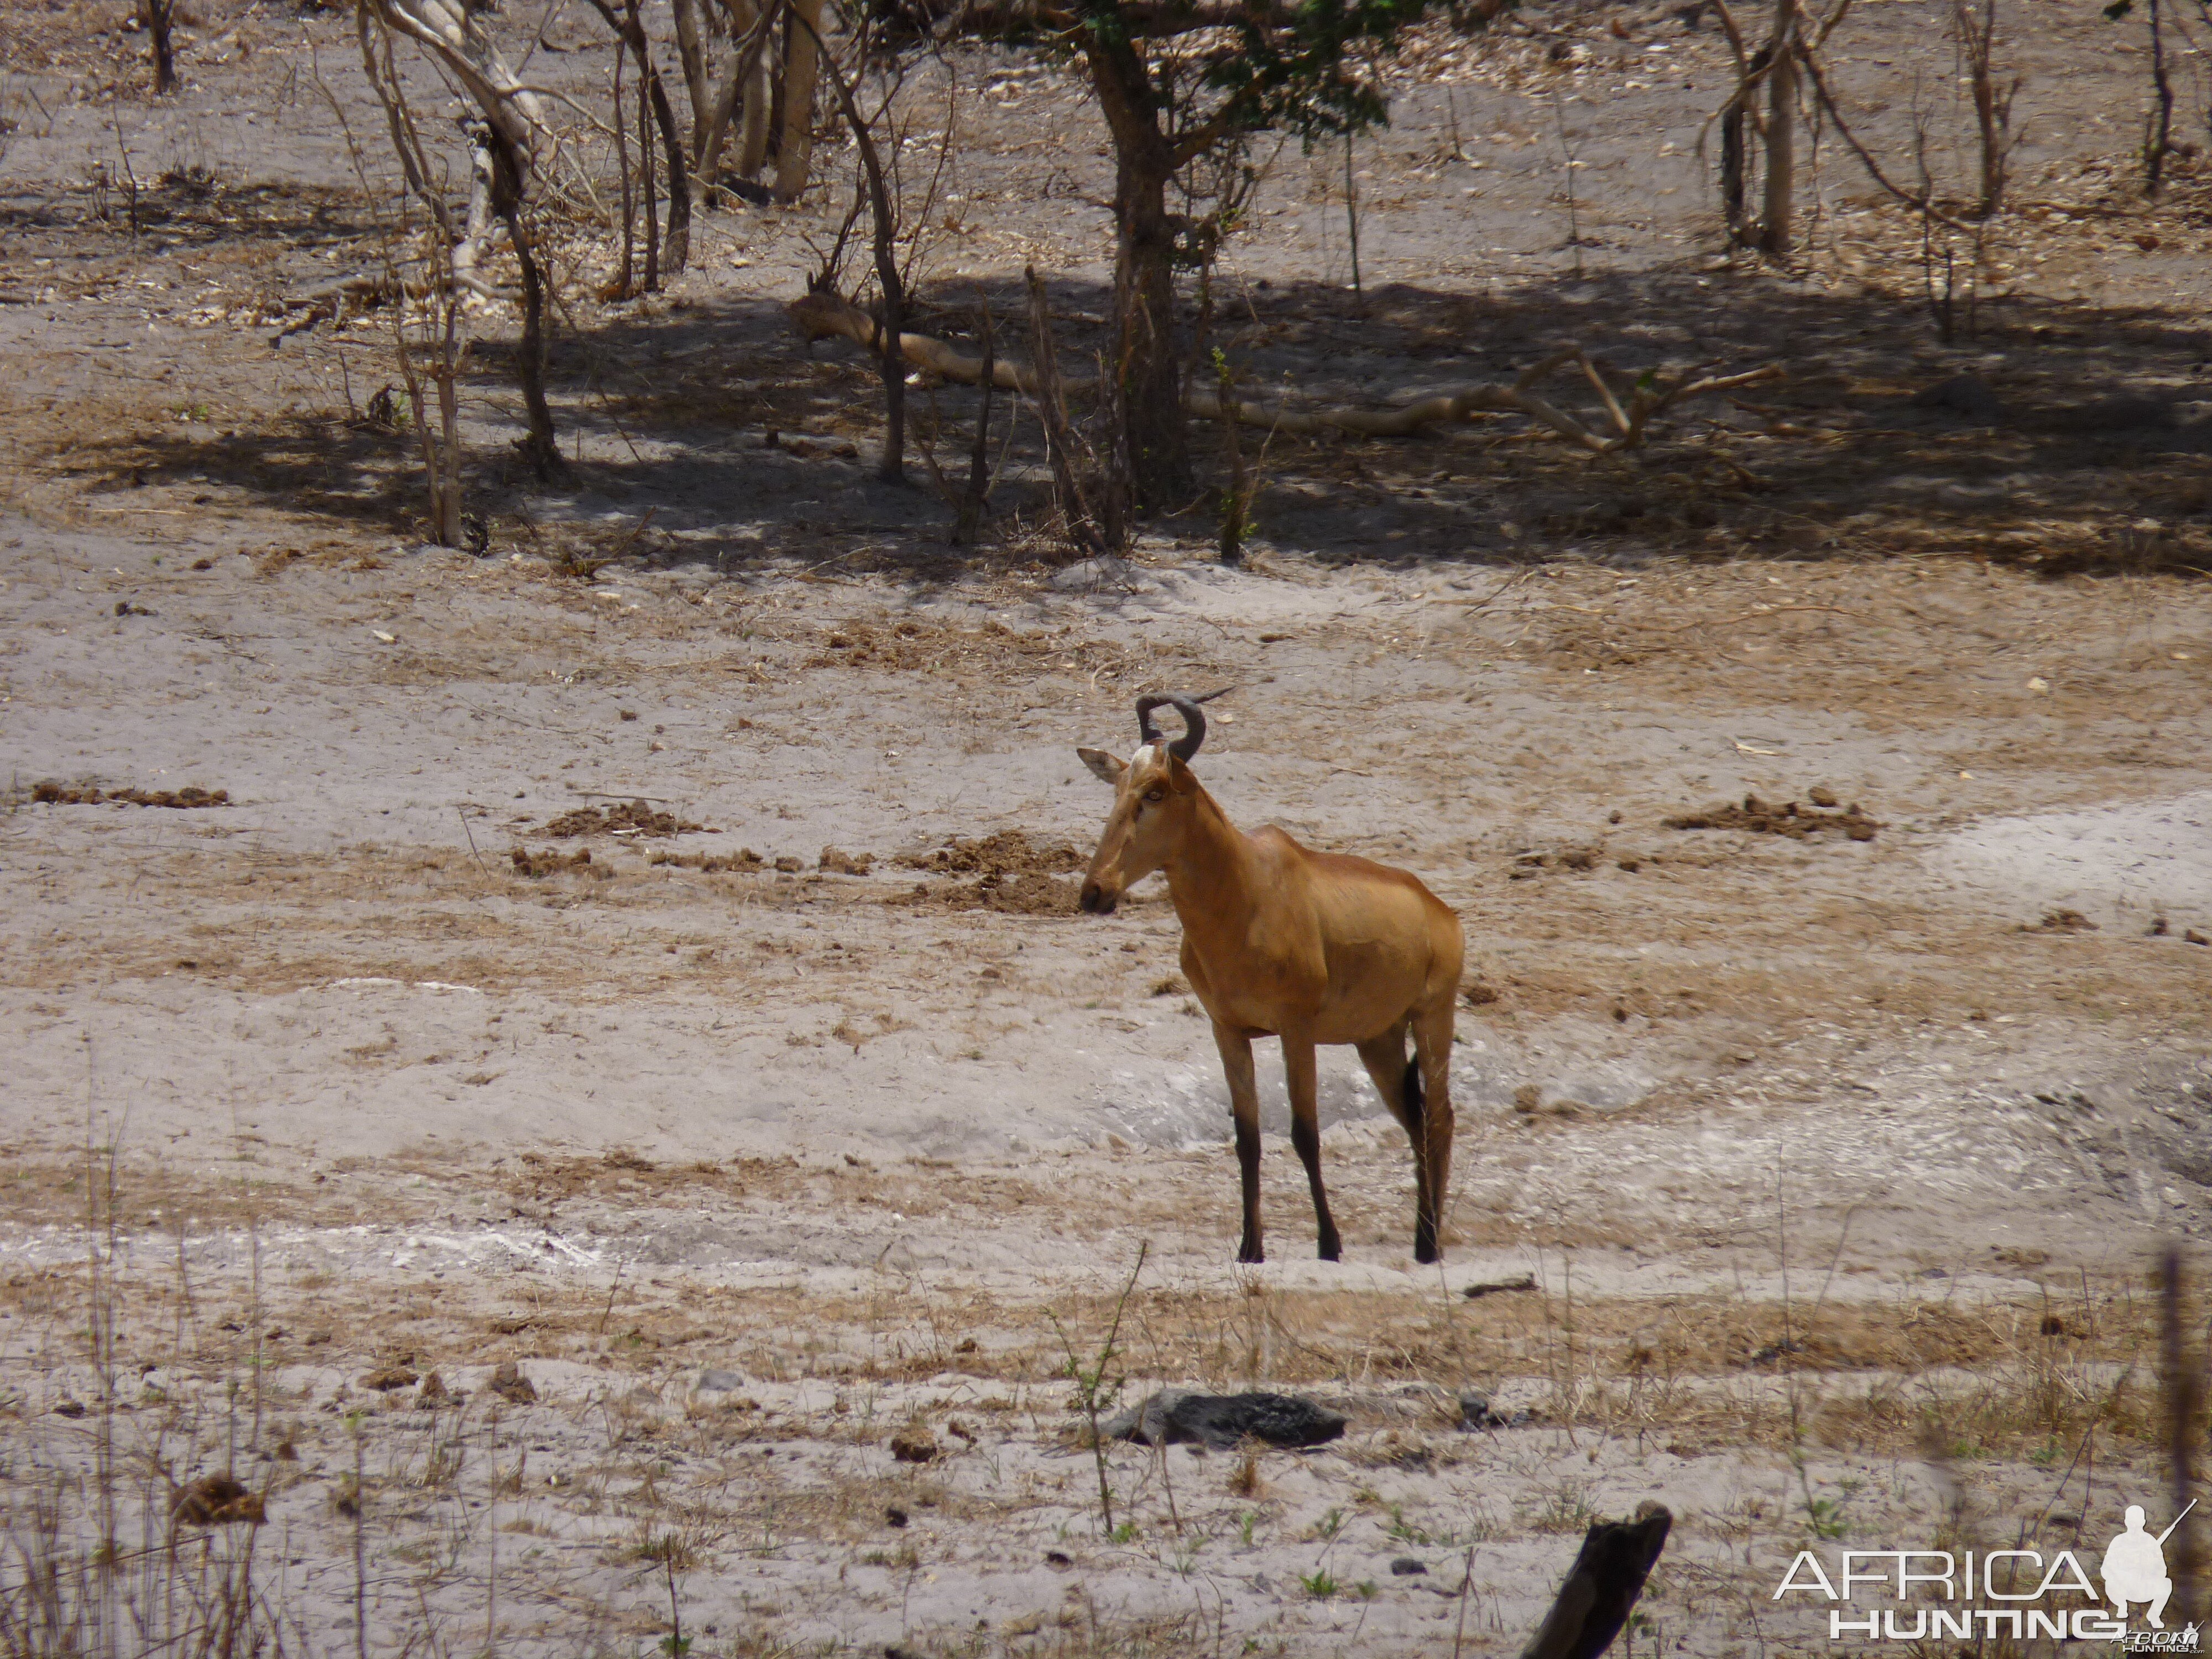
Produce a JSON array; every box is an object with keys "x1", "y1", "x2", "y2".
[{"x1": 2104, "y1": 1501, "x2": 2195, "y2": 1627}]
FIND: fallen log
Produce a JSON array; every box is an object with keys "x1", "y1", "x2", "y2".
[
  {"x1": 786, "y1": 288, "x2": 1782, "y2": 453},
  {"x1": 788, "y1": 287, "x2": 1056, "y2": 394}
]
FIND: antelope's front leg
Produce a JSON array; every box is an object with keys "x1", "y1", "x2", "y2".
[
  {"x1": 1282, "y1": 1035, "x2": 1342, "y2": 1262},
  {"x1": 1211, "y1": 1022, "x2": 1265, "y2": 1264}
]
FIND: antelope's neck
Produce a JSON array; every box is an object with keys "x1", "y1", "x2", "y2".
[{"x1": 1162, "y1": 787, "x2": 1260, "y2": 931}]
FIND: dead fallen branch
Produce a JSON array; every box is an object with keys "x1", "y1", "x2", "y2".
[
  {"x1": 786, "y1": 289, "x2": 1783, "y2": 453},
  {"x1": 789, "y1": 289, "x2": 1048, "y2": 394}
]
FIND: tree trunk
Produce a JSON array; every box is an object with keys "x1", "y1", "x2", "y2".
[
  {"x1": 670, "y1": 0, "x2": 713, "y2": 161},
  {"x1": 1113, "y1": 150, "x2": 1190, "y2": 509},
  {"x1": 487, "y1": 131, "x2": 562, "y2": 478},
  {"x1": 697, "y1": 0, "x2": 773, "y2": 190},
  {"x1": 2145, "y1": 0, "x2": 2173, "y2": 195},
  {"x1": 613, "y1": 45, "x2": 637, "y2": 296},
  {"x1": 738, "y1": 13, "x2": 773, "y2": 179},
  {"x1": 1026, "y1": 268, "x2": 1103, "y2": 553},
  {"x1": 1952, "y1": 0, "x2": 2008, "y2": 215},
  {"x1": 1757, "y1": 0, "x2": 1796, "y2": 258},
  {"x1": 954, "y1": 311, "x2": 994, "y2": 545},
  {"x1": 595, "y1": 0, "x2": 692, "y2": 275},
  {"x1": 640, "y1": 58, "x2": 660, "y2": 291},
  {"x1": 1078, "y1": 12, "x2": 1191, "y2": 513},
  {"x1": 776, "y1": 0, "x2": 825, "y2": 202},
  {"x1": 140, "y1": 0, "x2": 178, "y2": 92},
  {"x1": 1718, "y1": 44, "x2": 1769, "y2": 244}
]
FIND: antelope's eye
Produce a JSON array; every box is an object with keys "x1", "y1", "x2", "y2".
[{"x1": 1142, "y1": 787, "x2": 1167, "y2": 804}]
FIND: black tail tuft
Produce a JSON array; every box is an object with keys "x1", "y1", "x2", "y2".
[{"x1": 1402, "y1": 1056, "x2": 1425, "y2": 1133}]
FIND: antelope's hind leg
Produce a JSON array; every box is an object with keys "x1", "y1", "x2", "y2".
[
  {"x1": 1408, "y1": 997, "x2": 1457, "y2": 1265},
  {"x1": 1356, "y1": 1024, "x2": 1431, "y2": 1257}
]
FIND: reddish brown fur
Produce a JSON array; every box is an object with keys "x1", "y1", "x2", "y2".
[{"x1": 1077, "y1": 739, "x2": 1463, "y2": 1264}]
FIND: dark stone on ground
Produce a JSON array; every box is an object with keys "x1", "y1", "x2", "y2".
[{"x1": 1911, "y1": 374, "x2": 2001, "y2": 423}]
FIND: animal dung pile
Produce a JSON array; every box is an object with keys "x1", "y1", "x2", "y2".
[
  {"x1": 650, "y1": 847, "x2": 769, "y2": 873},
  {"x1": 509, "y1": 846, "x2": 613, "y2": 878},
  {"x1": 30, "y1": 780, "x2": 228, "y2": 808},
  {"x1": 537, "y1": 799, "x2": 709, "y2": 838},
  {"x1": 170, "y1": 1474, "x2": 265, "y2": 1527},
  {"x1": 895, "y1": 830, "x2": 1086, "y2": 878},
  {"x1": 900, "y1": 871, "x2": 1082, "y2": 916},
  {"x1": 1663, "y1": 792, "x2": 1879, "y2": 841},
  {"x1": 893, "y1": 834, "x2": 1087, "y2": 915}
]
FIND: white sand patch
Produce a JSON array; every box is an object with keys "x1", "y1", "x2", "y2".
[{"x1": 1930, "y1": 790, "x2": 2212, "y2": 931}]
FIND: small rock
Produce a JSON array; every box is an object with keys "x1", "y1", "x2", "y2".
[
  {"x1": 695, "y1": 1368, "x2": 749, "y2": 1394},
  {"x1": 1044, "y1": 1550, "x2": 1074, "y2": 1568},
  {"x1": 53, "y1": 1399, "x2": 86, "y2": 1418},
  {"x1": 1050, "y1": 556, "x2": 1152, "y2": 593},
  {"x1": 884, "y1": 1505, "x2": 909, "y2": 1528},
  {"x1": 1461, "y1": 1274, "x2": 1536, "y2": 1301},
  {"x1": 1100, "y1": 1389, "x2": 1345, "y2": 1451},
  {"x1": 889, "y1": 1427, "x2": 939, "y2": 1464},
  {"x1": 1457, "y1": 1387, "x2": 1525, "y2": 1429},
  {"x1": 486, "y1": 1361, "x2": 538, "y2": 1405},
  {"x1": 1390, "y1": 1557, "x2": 1428, "y2": 1577},
  {"x1": 2188, "y1": 929, "x2": 2210, "y2": 947},
  {"x1": 1808, "y1": 785, "x2": 1839, "y2": 808}
]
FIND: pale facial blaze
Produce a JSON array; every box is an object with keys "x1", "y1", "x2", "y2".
[{"x1": 1076, "y1": 743, "x2": 1185, "y2": 915}]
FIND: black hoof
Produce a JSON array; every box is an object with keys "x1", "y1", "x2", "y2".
[
  {"x1": 1318, "y1": 1238, "x2": 1343, "y2": 1263},
  {"x1": 1238, "y1": 1244, "x2": 1265, "y2": 1265}
]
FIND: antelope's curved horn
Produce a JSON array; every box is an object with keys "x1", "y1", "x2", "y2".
[{"x1": 1134, "y1": 687, "x2": 1234, "y2": 763}]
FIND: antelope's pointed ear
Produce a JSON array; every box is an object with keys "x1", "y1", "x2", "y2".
[
  {"x1": 1077, "y1": 747, "x2": 1126, "y2": 785},
  {"x1": 1166, "y1": 752, "x2": 1197, "y2": 793}
]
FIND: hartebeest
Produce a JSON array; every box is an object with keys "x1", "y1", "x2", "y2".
[{"x1": 1077, "y1": 693, "x2": 1464, "y2": 1264}]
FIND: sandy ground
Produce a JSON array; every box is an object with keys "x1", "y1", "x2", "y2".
[{"x1": 4, "y1": 0, "x2": 2212, "y2": 1652}]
